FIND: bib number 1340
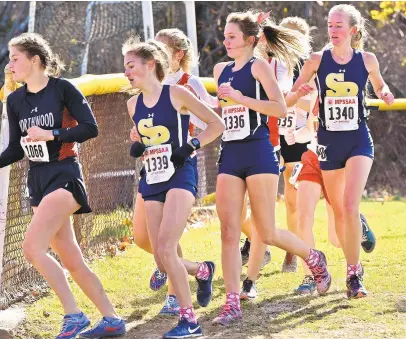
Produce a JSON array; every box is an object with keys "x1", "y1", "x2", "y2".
[{"x1": 324, "y1": 96, "x2": 359, "y2": 131}]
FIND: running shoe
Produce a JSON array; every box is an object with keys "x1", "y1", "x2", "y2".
[
  {"x1": 360, "y1": 214, "x2": 376, "y2": 253},
  {"x1": 260, "y1": 247, "x2": 271, "y2": 270},
  {"x1": 240, "y1": 278, "x2": 258, "y2": 300},
  {"x1": 79, "y1": 317, "x2": 126, "y2": 338},
  {"x1": 196, "y1": 261, "x2": 215, "y2": 307},
  {"x1": 308, "y1": 250, "x2": 331, "y2": 295},
  {"x1": 55, "y1": 312, "x2": 90, "y2": 339},
  {"x1": 212, "y1": 304, "x2": 242, "y2": 326},
  {"x1": 346, "y1": 274, "x2": 368, "y2": 299},
  {"x1": 159, "y1": 295, "x2": 180, "y2": 316},
  {"x1": 163, "y1": 319, "x2": 202, "y2": 338},
  {"x1": 294, "y1": 275, "x2": 316, "y2": 295},
  {"x1": 150, "y1": 267, "x2": 167, "y2": 291},
  {"x1": 240, "y1": 238, "x2": 251, "y2": 266},
  {"x1": 282, "y1": 252, "x2": 297, "y2": 273}
]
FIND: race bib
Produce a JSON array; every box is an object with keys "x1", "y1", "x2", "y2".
[
  {"x1": 289, "y1": 162, "x2": 303, "y2": 186},
  {"x1": 325, "y1": 96, "x2": 359, "y2": 131},
  {"x1": 20, "y1": 137, "x2": 49, "y2": 162},
  {"x1": 316, "y1": 144, "x2": 328, "y2": 162},
  {"x1": 143, "y1": 144, "x2": 175, "y2": 185},
  {"x1": 278, "y1": 110, "x2": 296, "y2": 136},
  {"x1": 222, "y1": 104, "x2": 250, "y2": 141}
]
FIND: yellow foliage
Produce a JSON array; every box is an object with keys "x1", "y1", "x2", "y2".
[{"x1": 371, "y1": 1, "x2": 406, "y2": 24}]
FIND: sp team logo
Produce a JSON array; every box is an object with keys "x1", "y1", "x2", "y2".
[
  {"x1": 325, "y1": 72, "x2": 358, "y2": 97},
  {"x1": 137, "y1": 117, "x2": 169, "y2": 146},
  {"x1": 316, "y1": 144, "x2": 328, "y2": 162}
]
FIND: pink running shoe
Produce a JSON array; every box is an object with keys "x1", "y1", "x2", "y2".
[
  {"x1": 212, "y1": 304, "x2": 242, "y2": 326},
  {"x1": 308, "y1": 250, "x2": 331, "y2": 295}
]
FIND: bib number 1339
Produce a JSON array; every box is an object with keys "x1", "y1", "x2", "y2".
[{"x1": 143, "y1": 144, "x2": 175, "y2": 184}]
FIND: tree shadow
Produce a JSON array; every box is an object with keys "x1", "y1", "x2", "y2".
[{"x1": 125, "y1": 285, "x2": 350, "y2": 339}]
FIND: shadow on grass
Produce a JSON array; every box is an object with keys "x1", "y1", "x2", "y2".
[{"x1": 125, "y1": 280, "x2": 351, "y2": 339}]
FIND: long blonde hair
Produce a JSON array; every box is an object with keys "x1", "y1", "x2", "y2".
[
  {"x1": 156, "y1": 28, "x2": 197, "y2": 74},
  {"x1": 122, "y1": 36, "x2": 171, "y2": 82},
  {"x1": 226, "y1": 11, "x2": 310, "y2": 75}
]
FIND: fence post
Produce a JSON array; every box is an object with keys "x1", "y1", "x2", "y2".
[
  {"x1": 142, "y1": 1, "x2": 154, "y2": 41},
  {"x1": 184, "y1": 1, "x2": 199, "y2": 77},
  {"x1": 0, "y1": 65, "x2": 16, "y2": 287}
]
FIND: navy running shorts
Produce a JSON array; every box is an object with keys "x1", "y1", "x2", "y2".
[
  {"x1": 317, "y1": 120, "x2": 374, "y2": 171},
  {"x1": 27, "y1": 158, "x2": 91, "y2": 214},
  {"x1": 218, "y1": 138, "x2": 279, "y2": 179},
  {"x1": 141, "y1": 159, "x2": 197, "y2": 202}
]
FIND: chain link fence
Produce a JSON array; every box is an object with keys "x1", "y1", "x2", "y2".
[{"x1": 1, "y1": 0, "x2": 405, "y2": 309}]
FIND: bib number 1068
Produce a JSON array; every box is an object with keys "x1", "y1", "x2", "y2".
[{"x1": 24, "y1": 144, "x2": 44, "y2": 158}]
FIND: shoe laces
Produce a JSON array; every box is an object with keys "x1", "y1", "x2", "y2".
[
  {"x1": 348, "y1": 275, "x2": 362, "y2": 291},
  {"x1": 155, "y1": 269, "x2": 167, "y2": 280},
  {"x1": 312, "y1": 266, "x2": 326, "y2": 283},
  {"x1": 301, "y1": 275, "x2": 314, "y2": 286},
  {"x1": 86, "y1": 318, "x2": 107, "y2": 334},
  {"x1": 60, "y1": 315, "x2": 82, "y2": 333},
  {"x1": 220, "y1": 304, "x2": 238, "y2": 318}
]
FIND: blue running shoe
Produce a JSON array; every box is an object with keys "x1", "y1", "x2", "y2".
[
  {"x1": 360, "y1": 214, "x2": 376, "y2": 253},
  {"x1": 55, "y1": 312, "x2": 90, "y2": 339},
  {"x1": 150, "y1": 267, "x2": 168, "y2": 291},
  {"x1": 163, "y1": 319, "x2": 202, "y2": 338},
  {"x1": 294, "y1": 275, "x2": 316, "y2": 295},
  {"x1": 79, "y1": 317, "x2": 126, "y2": 338},
  {"x1": 159, "y1": 295, "x2": 180, "y2": 316},
  {"x1": 195, "y1": 261, "x2": 215, "y2": 307}
]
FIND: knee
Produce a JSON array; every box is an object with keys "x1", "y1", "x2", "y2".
[
  {"x1": 343, "y1": 201, "x2": 359, "y2": 221},
  {"x1": 157, "y1": 242, "x2": 177, "y2": 266},
  {"x1": 61, "y1": 254, "x2": 86, "y2": 273},
  {"x1": 22, "y1": 239, "x2": 37, "y2": 264},
  {"x1": 221, "y1": 224, "x2": 240, "y2": 245},
  {"x1": 22, "y1": 238, "x2": 44, "y2": 264},
  {"x1": 257, "y1": 228, "x2": 278, "y2": 247}
]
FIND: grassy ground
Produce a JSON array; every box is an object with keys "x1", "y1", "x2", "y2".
[{"x1": 18, "y1": 201, "x2": 406, "y2": 339}]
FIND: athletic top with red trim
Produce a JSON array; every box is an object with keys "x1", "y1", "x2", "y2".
[
  {"x1": 0, "y1": 77, "x2": 98, "y2": 168},
  {"x1": 164, "y1": 69, "x2": 215, "y2": 134},
  {"x1": 267, "y1": 57, "x2": 292, "y2": 149}
]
